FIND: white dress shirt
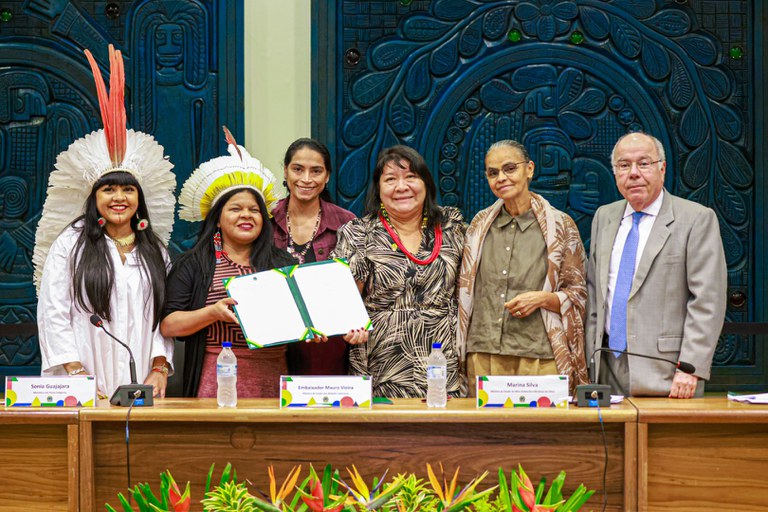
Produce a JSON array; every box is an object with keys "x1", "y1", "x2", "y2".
[
  {"x1": 37, "y1": 225, "x2": 173, "y2": 398},
  {"x1": 604, "y1": 190, "x2": 665, "y2": 335}
]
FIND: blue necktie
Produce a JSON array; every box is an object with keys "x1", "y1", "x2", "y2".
[{"x1": 609, "y1": 211, "x2": 644, "y2": 356}]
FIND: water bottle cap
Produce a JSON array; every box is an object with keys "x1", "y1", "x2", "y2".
[
  {"x1": 222, "y1": 341, "x2": 233, "y2": 348},
  {"x1": 432, "y1": 342, "x2": 442, "y2": 349}
]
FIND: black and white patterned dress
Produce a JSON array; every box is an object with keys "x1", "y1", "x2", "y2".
[{"x1": 333, "y1": 207, "x2": 466, "y2": 398}]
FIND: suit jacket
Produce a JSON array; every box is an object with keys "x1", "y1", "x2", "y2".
[{"x1": 585, "y1": 191, "x2": 727, "y2": 396}]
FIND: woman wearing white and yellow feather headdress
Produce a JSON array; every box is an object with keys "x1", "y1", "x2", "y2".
[
  {"x1": 160, "y1": 128, "x2": 297, "y2": 398},
  {"x1": 35, "y1": 45, "x2": 176, "y2": 400}
]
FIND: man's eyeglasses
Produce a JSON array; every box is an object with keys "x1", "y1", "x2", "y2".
[
  {"x1": 612, "y1": 159, "x2": 662, "y2": 175},
  {"x1": 485, "y1": 161, "x2": 529, "y2": 180}
]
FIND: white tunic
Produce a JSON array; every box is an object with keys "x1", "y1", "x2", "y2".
[{"x1": 37, "y1": 225, "x2": 173, "y2": 398}]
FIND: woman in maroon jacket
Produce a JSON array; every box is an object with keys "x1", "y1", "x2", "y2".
[{"x1": 271, "y1": 138, "x2": 357, "y2": 375}]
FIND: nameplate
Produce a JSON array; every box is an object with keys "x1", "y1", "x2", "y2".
[
  {"x1": 280, "y1": 375, "x2": 372, "y2": 408},
  {"x1": 476, "y1": 375, "x2": 569, "y2": 408},
  {"x1": 5, "y1": 376, "x2": 96, "y2": 408}
]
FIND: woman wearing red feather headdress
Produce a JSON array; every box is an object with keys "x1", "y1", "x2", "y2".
[{"x1": 34, "y1": 45, "x2": 177, "y2": 400}]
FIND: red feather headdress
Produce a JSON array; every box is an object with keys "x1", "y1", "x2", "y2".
[
  {"x1": 84, "y1": 45, "x2": 127, "y2": 168},
  {"x1": 33, "y1": 44, "x2": 177, "y2": 291}
]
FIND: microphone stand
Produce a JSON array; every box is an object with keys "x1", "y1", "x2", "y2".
[
  {"x1": 90, "y1": 315, "x2": 154, "y2": 406},
  {"x1": 576, "y1": 347, "x2": 697, "y2": 407}
]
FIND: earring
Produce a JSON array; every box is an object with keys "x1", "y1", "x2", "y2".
[
  {"x1": 97, "y1": 217, "x2": 106, "y2": 227},
  {"x1": 213, "y1": 229, "x2": 224, "y2": 263},
  {"x1": 136, "y1": 214, "x2": 149, "y2": 231},
  {"x1": 283, "y1": 179, "x2": 289, "y2": 191}
]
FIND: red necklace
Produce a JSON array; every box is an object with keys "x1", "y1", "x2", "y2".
[{"x1": 378, "y1": 212, "x2": 443, "y2": 265}]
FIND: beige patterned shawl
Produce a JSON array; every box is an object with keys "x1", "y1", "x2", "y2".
[{"x1": 457, "y1": 192, "x2": 589, "y2": 393}]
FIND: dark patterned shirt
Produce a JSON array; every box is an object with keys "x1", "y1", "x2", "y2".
[{"x1": 332, "y1": 207, "x2": 466, "y2": 398}]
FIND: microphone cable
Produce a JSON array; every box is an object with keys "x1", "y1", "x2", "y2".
[
  {"x1": 125, "y1": 389, "x2": 141, "y2": 500},
  {"x1": 596, "y1": 399, "x2": 608, "y2": 512},
  {"x1": 594, "y1": 352, "x2": 618, "y2": 511}
]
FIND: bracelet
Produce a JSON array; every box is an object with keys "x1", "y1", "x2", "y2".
[
  {"x1": 151, "y1": 365, "x2": 169, "y2": 376},
  {"x1": 68, "y1": 367, "x2": 87, "y2": 376}
]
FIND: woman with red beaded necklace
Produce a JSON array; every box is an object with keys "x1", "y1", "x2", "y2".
[{"x1": 333, "y1": 146, "x2": 466, "y2": 399}]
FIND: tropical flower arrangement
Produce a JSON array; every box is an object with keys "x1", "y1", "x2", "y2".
[{"x1": 106, "y1": 462, "x2": 594, "y2": 512}]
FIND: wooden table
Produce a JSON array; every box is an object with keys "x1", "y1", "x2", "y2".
[
  {"x1": 0, "y1": 408, "x2": 79, "y2": 512},
  {"x1": 79, "y1": 399, "x2": 637, "y2": 511},
  {"x1": 630, "y1": 397, "x2": 768, "y2": 511}
]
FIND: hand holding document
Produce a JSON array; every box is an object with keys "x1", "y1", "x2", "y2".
[{"x1": 224, "y1": 259, "x2": 372, "y2": 348}]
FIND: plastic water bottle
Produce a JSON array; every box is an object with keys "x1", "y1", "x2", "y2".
[
  {"x1": 217, "y1": 341, "x2": 237, "y2": 407},
  {"x1": 426, "y1": 342, "x2": 447, "y2": 408}
]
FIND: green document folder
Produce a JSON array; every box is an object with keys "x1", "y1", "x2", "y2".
[{"x1": 223, "y1": 259, "x2": 372, "y2": 348}]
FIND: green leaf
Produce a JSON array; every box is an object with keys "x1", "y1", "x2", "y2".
[
  {"x1": 116, "y1": 492, "x2": 134, "y2": 512},
  {"x1": 535, "y1": 477, "x2": 546, "y2": 504},
  {"x1": 560, "y1": 487, "x2": 595, "y2": 511},
  {"x1": 132, "y1": 488, "x2": 150, "y2": 511},
  {"x1": 291, "y1": 475, "x2": 312, "y2": 509},
  {"x1": 444, "y1": 485, "x2": 498, "y2": 512},
  {"x1": 221, "y1": 463, "x2": 233, "y2": 486},
  {"x1": 366, "y1": 476, "x2": 405, "y2": 509},
  {"x1": 322, "y1": 464, "x2": 335, "y2": 504},
  {"x1": 509, "y1": 472, "x2": 526, "y2": 510},
  {"x1": 543, "y1": 471, "x2": 565, "y2": 505},
  {"x1": 139, "y1": 481, "x2": 162, "y2": 506},
  {"x1": 250, "y1": 498, "x2": 284, "y2": 512},
  {"x1": 559, "y1": 486, "x2": 584, "y2": 511},
  {"x1": 497, "y1": 468, "x2": 512, "y2": 511},
  {"x1": 206, "y1": 463, "x2": 215, "y2": 495}
]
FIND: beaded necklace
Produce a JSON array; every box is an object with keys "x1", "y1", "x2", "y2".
[
  {"x1": 112, "y1": 232, "x2": 135, "y2": 248},
  {"x1": 378, "y1": 208, "x2": 443, "y2": 266},
  {"x1": 286, "y1": 206, "x2": 322, "y2": 264}
]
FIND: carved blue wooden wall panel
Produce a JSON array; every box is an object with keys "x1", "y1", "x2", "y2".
[
  {"x1": 313, "y1": 0, "x2": 764, "y2": 389},
  {"x1": 0, "y1": 0, "x2": 243, "y2": 377}
]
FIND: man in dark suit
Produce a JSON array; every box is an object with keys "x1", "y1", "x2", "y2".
[{"x1": 586, "y1": 132, "x2": 727, "y2": 398}]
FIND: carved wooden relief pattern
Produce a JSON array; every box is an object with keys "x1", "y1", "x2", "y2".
[{"x1": 321, "y1": 0, "x2": 757, "y2": 381}]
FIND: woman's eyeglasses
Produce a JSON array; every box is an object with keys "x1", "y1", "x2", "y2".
[{"x1": 485, "y1": 161, "x2": 529, "y2": 180}]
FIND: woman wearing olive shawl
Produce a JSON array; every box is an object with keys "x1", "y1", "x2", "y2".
[{"x1": 457, "y1": 140, "x2": 589, "y2": 395}]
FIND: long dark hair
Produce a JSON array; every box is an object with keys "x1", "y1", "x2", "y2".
[
  {"x1": 364, "y1": 145, "x2": 444, "y2": 228},
  {"x1": 71, "y1": 171, "x2": 167, "y2": 328},
  {"x1": 282, "y1": 138, "x2": 334, "y2": 203},
  {"x1": 176, "y1": 187, "x2": 294, "y2": 282}
]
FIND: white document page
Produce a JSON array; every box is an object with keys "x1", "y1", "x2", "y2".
[
  {"x1": 727, "y1": 392, "x2": 768, "y2": 404},
  {"x1": 226, "y1": 270, "x2": 305, "y2": 346},
  {"x1": 292, "y1": 261, "x2": 371, "y2": 337}
]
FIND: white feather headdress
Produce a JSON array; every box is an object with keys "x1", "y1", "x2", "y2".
[
  {"x1": 178, "y1": 127, "x2": 282, "y2": 222},
  {"x1": 33, "y1": 45, "x2": 176, "y2": 291}
]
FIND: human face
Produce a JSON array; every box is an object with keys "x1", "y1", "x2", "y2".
[
  {"x1": 284, "y1": 147, "x2": 329, "y2": 204},
  {"x1": 612, "y1": 134, "x2": 666, "y2": 211},
  {"x1": 95, "y1": 183, "x2": 139, "y2": 231},
  {"x1": 217, "y1": 191, "x2": 263, "y2": 248},
  {"x1": 379, "y1": 159, "x2": 427, "y2": 220},
  {"x1": 484, "y1": 146, "x2": 534, "y2": 203}
]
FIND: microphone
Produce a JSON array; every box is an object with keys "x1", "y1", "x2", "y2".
[
  {"x1": 577, "y1": 347, "x2": 696, "y2": 407},
  {"x1": 588, "y1": 347, "x2": 696, "y2": 383},
  {"x1": 89, "y1": 314, "x2": 154, "y2": 406}
]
